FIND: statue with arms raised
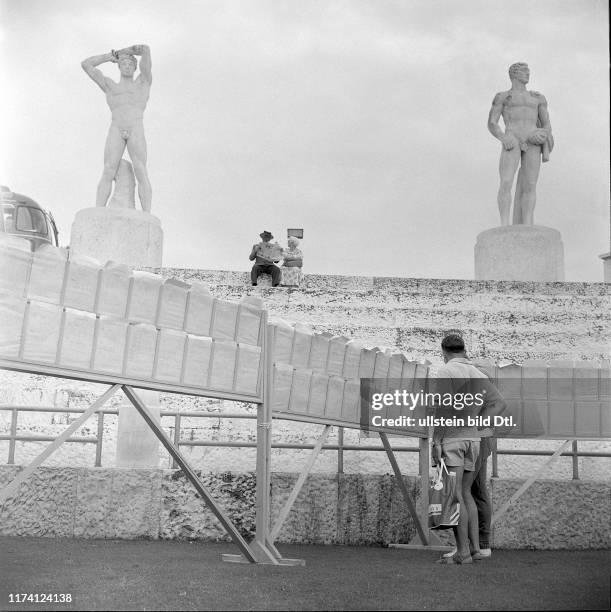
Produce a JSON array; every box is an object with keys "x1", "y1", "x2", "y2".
[
  {"x1": 488, "y1": 62, "x2": 553, "y2": 225},
  {"x1": 81, "y1": 44, "x2": 152, "y2": 212}
]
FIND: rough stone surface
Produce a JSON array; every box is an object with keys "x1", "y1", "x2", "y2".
[
  {"x1": 73, "y1": 468, "x2": 116, "y2": 538},
  {"x1": 70, "y1": 207, "x2": 162, "y2": 268},
  {"x1": 271, "y1": 473, "x2": 338, "y2": 544},
  {"x1": 160, "y1": 470, "x2": 256, "y2": 541},
  {"x1": 150, "y1": 268, "x2": 608, "y2": 363},
  {"x1": 336, "y1": 474, "x2": 419, "y2": 545},
  {"x1": 475, "y1": 225, "x2": 564, "y2": 282},
  {"x1": 73, "y1": 468, "x2": 161, "y2": 539},
  {"x1": 107, "y1": 469, "x2": 161, "y2": 539},
  {"x1": 0, "y1": 466, "x2": 78, "y2": 537},
  {"x1": 491, "y1": 479, "x2": 611, "y2": 549},
  {"x1": 1, "y1": 466, "x2": 608, "y2": 549}
]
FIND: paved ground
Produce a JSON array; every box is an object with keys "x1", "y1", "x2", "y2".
[{"x1": 0, "y1": 537, "x2": 608, "y2": 611}]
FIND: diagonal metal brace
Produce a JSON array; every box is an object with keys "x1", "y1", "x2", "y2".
[
  {"x1": 270, "y1": 424, "x2": 332, "y2": 542},
  {"x1": 492, "y1": 439, "x2": 572, "y2": 525},
  {"x1": 379, "y1": 432, "x2": 429, "y2": 546},
  {"x1": 121, "y1": 385, "x2": 258, "y2": 563},
  {"x1": 0, "y1": 384, "x2": 121, "y2": 506}
]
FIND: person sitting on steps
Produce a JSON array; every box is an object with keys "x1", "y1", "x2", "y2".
[
  {"x1": 282, "y1": 236, "x2": 303, "y2": 268},
  {"x1": 280, "y1": 235, "x2": 304, "y2": 287},
  {"x1": 249, "y1": 230, "x2": 281, "y2": 287}
]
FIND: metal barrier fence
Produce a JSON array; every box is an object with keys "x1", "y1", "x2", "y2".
[{"x1": 1, "y1": 405, "x2": 609, "y2": 479}]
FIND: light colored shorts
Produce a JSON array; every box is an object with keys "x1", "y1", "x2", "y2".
[{"x1": 442, "y1": 439, "x2": 480, "y2": 472}]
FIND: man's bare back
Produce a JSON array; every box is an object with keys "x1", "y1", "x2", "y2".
[
  {"x1": 488, "y1": 63, "x2": 553, "y2": 225},
  {"x1": 82, "y1": 45, "x2": 152, "y2": 212}
]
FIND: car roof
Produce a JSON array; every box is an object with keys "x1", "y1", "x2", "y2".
[{"x1": 0, "y1": 186, "x2": 44, "y2": 210}]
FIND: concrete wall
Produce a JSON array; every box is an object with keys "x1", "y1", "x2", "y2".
[{"x1": 0, "y1": 466, "x2": 608, "y2": 550}]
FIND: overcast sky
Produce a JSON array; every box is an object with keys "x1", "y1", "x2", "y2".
[{"x1": 1, "y1": 0, "x2": 609, "y2": 281}]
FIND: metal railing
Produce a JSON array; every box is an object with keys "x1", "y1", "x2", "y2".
[{"x1": 1, "y1": 404, "x2": 609, "y2": 479}]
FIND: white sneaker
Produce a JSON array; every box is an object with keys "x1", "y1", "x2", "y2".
[{"x1": 444, "y1": 547, "x2": 492, "y2": 559}]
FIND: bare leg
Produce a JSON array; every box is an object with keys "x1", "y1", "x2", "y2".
[
  {"x1": 512, "y1": 167, "x2": 524, "y2": 224},
  {"x1": 126, "y1": 124, "x2": 152, "y2": 212},
  {"x1": 497, "y1": 146, "x2": 520, "y2": 226},
  {"x1": 517, "y1": 146, "x2": 542, "y2": 225},
  {"x1": 448, "y1": 466, "x2": 470, "y2": 559},
  {"x1": 462, "y1": 469, "x2": 480, "y2": 553},
  {"x1": 97, "y1": 126, "x2": 126, "y2": 207},
  {"x1": 472, "y1": 438, "x2": 492, "y2": 550}
]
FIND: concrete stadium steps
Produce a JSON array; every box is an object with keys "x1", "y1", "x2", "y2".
[{"x1": 153, "y1": 268, "x2": 610, "y2": 362}]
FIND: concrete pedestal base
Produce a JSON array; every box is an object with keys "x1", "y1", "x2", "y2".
[
  {"x1": 70, "y1": 206, "x2": 163, "y2": 466},
  {"x1": 475, "y1": 225, "x2": 564, "y2": 282},
  {"x1": 70, "y1": 207, "x2": 163, "y2": 267},
  {"x1": 115, "y1": 390, "x2": 161, "y2": 468},
  {"x1": 599, "y1": 252, "x2": 611, "y2": 283}
]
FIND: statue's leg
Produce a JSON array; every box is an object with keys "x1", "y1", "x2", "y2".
[
  {"x1": 96, "y1": 126, "x2": 126, "y2": 207},
  {"x1": 512, "y1": 166, "x2": 524, "y2": 224},
  {"x1": 126, "y1": 125, "x2": 152, "y2": 212},
  {"x1": 518, "y1": 146, "x2": 542, "y2": 226},
  {"x1": 498, "y1": 147, "x2": 520, "y2": 226}
]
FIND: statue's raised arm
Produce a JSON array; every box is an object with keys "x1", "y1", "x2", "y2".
[
  {"x1": 81, "y1": 51, "x2": 116, "y2": 92},
  {"x1": 113, "y1": 44, "x2": 152, "y2": 84}
]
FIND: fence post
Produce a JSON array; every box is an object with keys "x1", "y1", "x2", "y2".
[
  {"x1": 492, "y1": 437, "x2": 498, "y2": 478},
  {"x1": 95, "y1": 411, "x2": 104, "y2": 467},
  {"x1": 337, "y1": 426, "x2": 344, "y2": 474},
  {"x1": 172, "y1": 413, "x2": 182, "y2": 469},
  {"x1": 249, "y1": 316, "x2": 280, "y2": 563},
  {"x1": 8, "y1": 408, "x2": 18, "y2": 464},
  {"x1": 571, "y1": 440, "x2": 579, "y2": 480}
]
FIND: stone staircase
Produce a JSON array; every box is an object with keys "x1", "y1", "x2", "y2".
[{"x1": 154, "y1": 269, "x2": 610, "y2": 364}]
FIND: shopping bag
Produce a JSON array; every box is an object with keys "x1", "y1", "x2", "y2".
[{"x1": 428, "y1": 459, "x2": 460, "y2": 530}]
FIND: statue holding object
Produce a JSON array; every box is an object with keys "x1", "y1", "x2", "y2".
[
  {"x1": 488, "y1": 62, "x2": 554, "y2": 226},
  {"x1": 81, "y1": 44, "x2": 152, "y2": 212}
]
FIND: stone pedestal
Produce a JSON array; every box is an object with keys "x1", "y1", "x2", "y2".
[
  {"x1": 599, "y1": 252, "x2": 611, "y2": 283},
  {"x1": 475, "y1": 225, "x2": 564, "y2": 282},
  {"x1": 70, "y1": 207, "x2": 162, "y2": 267},
  {"x1": 115, "y1": 390, "x2": 161, "y2": 468},
  {"x1": 70, "y1": 206, "x2": 163, "y2": 467}
]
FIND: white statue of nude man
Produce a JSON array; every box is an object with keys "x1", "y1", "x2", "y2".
[
  {"x1": 81, "y1": 44, "x2": 152, "y2": 212},
  {"x1": 488, "y1": 62, "x2": 554, "y2": 226}
]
